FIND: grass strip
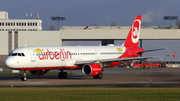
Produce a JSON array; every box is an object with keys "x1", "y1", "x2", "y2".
[{"x1": 0, "y1": 87, "x2": 179, "y2": 101}]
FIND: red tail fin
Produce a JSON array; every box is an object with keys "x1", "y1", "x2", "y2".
[{"x1": 124, "y1": 15, "x2": 142, "y2": 47}]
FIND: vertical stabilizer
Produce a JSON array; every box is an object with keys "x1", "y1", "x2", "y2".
[{"x1": 123, "y1": 15, "x2": 142, "y2": 47}]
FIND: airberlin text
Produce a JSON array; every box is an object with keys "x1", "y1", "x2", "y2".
[{"x1": 36, "y1": 49, "x2": 72, "y2": 60}]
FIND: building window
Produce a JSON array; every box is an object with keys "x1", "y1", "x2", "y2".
[
  {"x1": 2, "y1": 23, "x2": 4, "y2": 26},
  {"x1": 102, "y1": 39, "x2": 114, "y2": 46},
  {"x1": 17, "y1": 23, "x2": 18, "y2": 26},
  {"x1": 30, "y1": 23, "x2": 32, "y2": 26}
]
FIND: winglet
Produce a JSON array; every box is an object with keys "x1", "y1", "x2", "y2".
[{"x1": 173, "y1": 52, "x2": 176, "y2": 58}]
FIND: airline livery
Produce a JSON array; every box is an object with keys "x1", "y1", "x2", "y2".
[{"x1": 4, "y1": 15, "x2": 175, "y2": 81}]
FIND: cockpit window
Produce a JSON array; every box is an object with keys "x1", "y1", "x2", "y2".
[
  {"x1": 21, "y1": 53, "x2": 25, "y2": 56},
  {"x1": 18, "y1": 53, "x2": 21, "y2": 56},
  {"x1": 11, "y1": 53, "x2": 17, "y2": 56},
  {"x1": 11, "y1": 53, "x2": 25, "y2": 57}
]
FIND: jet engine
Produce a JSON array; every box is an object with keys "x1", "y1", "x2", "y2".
[
  {"x1": 29, "y1": 70, "x2": 49, "y2": 76},
  {"x1": 82, "y1": 63, "x2": 102, "y2": 76}
]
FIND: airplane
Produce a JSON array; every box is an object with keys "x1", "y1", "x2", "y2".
[{"x1": 4, "y1": 15, "x2": 175, "y2": 81}]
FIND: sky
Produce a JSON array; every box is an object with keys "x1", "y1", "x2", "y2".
[{"x1": 0, "y1": 0, "x2": 180, "y2": 30}]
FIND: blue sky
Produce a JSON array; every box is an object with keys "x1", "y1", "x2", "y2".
[{"x1": 0, "y1": 0, "x2": 179, "y2": 30}]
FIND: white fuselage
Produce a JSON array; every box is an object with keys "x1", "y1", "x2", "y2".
[{"x1": 5, "y1": 46, "x2": 126, "y2": 70}]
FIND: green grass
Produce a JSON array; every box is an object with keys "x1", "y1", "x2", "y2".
[
  {"x1": 0, "y1": 71, "x2": 73, "y2": 76},
  {"x1": 0, "y1": 87, "x2": 179, "y2": 101}
]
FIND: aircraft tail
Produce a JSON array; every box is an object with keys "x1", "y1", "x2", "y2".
[{"x1": 123, "y1": 15, "x2": 142, "y2": 47}]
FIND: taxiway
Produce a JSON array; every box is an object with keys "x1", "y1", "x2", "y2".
[{"x1": 0, "y1": 67, "x2": 180, "y2": 87}]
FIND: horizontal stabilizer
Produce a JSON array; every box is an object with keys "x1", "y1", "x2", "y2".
[
  {"x1": 135, "y1": 48, "x2": 168, "y2": 54},
  {"x1": 172, "y1": 52, "x2": 176, "y2": 58}
]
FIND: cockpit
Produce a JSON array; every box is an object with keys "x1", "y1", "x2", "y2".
[{"x1": 9, "y1": 53, "x2": 25, "y2": 57}]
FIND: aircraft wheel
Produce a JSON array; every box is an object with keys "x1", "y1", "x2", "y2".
[
  {"x1": 93, "y1": 76, "x2": 98, "y2": 79},
  {"x1": 62, "y1": 72, "x2": 68, "y2": 79},
  {"x1": 97, "y1": 73, "x2": 103, "y2": 79},
  {"x1": 58, "y1": 72, "x2": 63, "y2": 79},
  {"x1": 21, "y1": 70, "x2": 27, "y2": 81},
  {"x1": 58, "y1": 72, "x2": 68, "y2": 79},
  {"x1": 21, "y1": 77, "x2": 27, "y2": 81}
]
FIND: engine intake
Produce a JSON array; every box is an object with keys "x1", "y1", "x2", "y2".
[
  {"x1": 82, "y1": 63, "x2": 102, "y2": 76},
  {"x1": 29, "y1": 70, "x2": 49, "y2": 76}
]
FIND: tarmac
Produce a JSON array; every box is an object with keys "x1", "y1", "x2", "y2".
[{"x1": 0, "y1": 67, "x2": 180, "y2": 87}]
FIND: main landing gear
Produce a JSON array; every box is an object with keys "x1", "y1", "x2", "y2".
[
  {"x1": 58, "y1": 70, "x2": 68, "y2": 79},
  {"x1": 21, "y1": 70, "x2": 27, "y2": 81},
  {"x1": 93, "y1": 73, "x2": 103, "y2": 79}
]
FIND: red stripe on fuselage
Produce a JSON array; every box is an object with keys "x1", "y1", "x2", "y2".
[{"x1": 10, "y1": 66, "x2": 81, "y2": 70}]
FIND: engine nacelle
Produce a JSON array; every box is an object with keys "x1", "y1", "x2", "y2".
[
  {"x1": 82, "y1": 63, "x2": 102, "y2": 76},
  {"x1": 29, "y1": 70, "x2": 49, "y2": 76}
]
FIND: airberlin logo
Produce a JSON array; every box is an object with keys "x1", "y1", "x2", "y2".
[
  {"x1": 34, "y1": 48, "x2": 72, "y2": 60},
  {"x1": 131, "y1": 19, "x2": 140, "y2": 43},
  {"x1": 116, "y1": 48, "x2": 123, "y2": 52}
]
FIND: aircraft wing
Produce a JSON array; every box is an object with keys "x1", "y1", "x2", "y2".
[{"x1": 74, "y1": 53, "x2": 175, "y2": 65}]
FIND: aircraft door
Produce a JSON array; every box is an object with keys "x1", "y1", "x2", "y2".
[
  {"x1": 28, "y1": 49, "x2": 36, "y2": 62},
  {"x1": 95, "y1": 50, "x2": 99, "y2": 60}
]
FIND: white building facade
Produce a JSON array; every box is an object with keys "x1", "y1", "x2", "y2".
[{"x1": 0, "y1": 11, "x2": 42, "y2": 32}]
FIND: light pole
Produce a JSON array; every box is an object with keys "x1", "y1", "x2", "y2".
[
  {"x1": 51, "y1": 16, "x2": 65, "y2": 30},
  {"x1": 163, "y1": 16, "x2": 178, "y2": 28}
]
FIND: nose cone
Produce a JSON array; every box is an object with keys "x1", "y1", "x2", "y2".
[{"x1": 4, "y1": 57, "x2": 14, "y2": 68}]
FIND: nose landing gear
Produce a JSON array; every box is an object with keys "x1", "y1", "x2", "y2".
[{"x1": 21, "y1": 70, "x2": 27, "y2": 81}]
